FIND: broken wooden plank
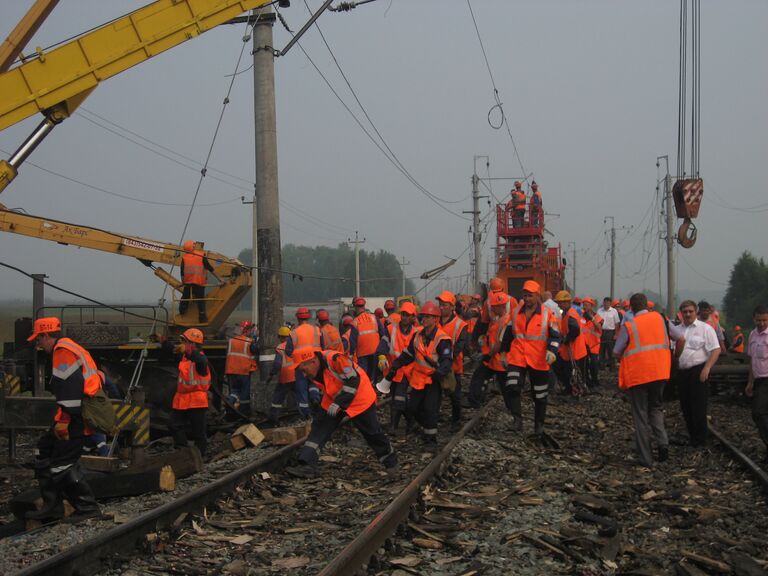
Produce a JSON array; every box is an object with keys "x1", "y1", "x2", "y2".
[
  {"x1": 682, "y1": 551, "x2": 732, "y2": 574},
  {"x1": 230, "y1": 423, "x2": 265, "y2": 451},
  {"x1": 261, "y1": 423, "x2": 311, "y2": 446}
]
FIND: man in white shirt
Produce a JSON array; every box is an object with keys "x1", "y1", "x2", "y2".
[
  {"x1": 596, "y1": 297, "x2": 620, "y2": 371},
  {"x1": 542, "y1": 291, "x2": 562, "y2": 320},
  {"x1": 672, "y1": 300, "x2": 721, "y2": 446}
]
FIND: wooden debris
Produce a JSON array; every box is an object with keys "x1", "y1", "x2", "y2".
[
  {"x1": 574, "y1": 509, "x2": 619, "y2": 537},
  {"x1": 80, "y1": 455, "x2": 121, "y2": 473},
  {"x1": 413, "y1": 537, "x2": 443, "y2": 549},
  {"x1": 261, "y1": 422, "x2": 311, "y2": 445},
  {"x1": 572, "y1": 494, "x2": 615, "y2": 515},
  {"x1": 230, "y1": 424, "x2": 265, "y2": 451},
  {"x1": 390, "y1": 556, "x2": 422, "y2": 567},
  {"x1": 520, "y1": 532, "x2": 569, "y2": 560},
  {"x1": 682, "y1": 551, "x2": 732, "y2": 573},
  {"x1": 271, "y1": 556, "x2": 310, "y2": 569},
  {"x1": 229, "y1": 535, "x2": 253, "y2": 545}
]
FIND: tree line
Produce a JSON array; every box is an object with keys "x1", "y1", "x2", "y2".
[
  {"x1": 237, "y1": 244, "x2": 415, "y2": 307},
  {"x1": 723, "y1": 251, "x2": 768, "y2": 331}
]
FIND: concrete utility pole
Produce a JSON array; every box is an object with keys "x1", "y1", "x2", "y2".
[
  {"x1": 347, "y1": 231, "x2": 365, "y2": 297},
  {"x1": 605, "y1": 216, "x2": 616, "y2": 300},
  {"x1": 463, "y1": 166, "x2": 488, "y2": 294},
  {"x1": 399, "y1": 256, "x2": 410, "y2": 296},
  {"x1": 568, "y1": 241, "x2": 576, "y2": 294},
  {"x1": 658, "y1": 155, "x2": 676, "y2": 317},
  {"x1": 252, "y1": 7, "x2": 282, "y2": 394}
]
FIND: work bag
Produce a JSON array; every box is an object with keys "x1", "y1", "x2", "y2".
[
  {"x1": 82, "y1": 389, "x2": 117, "y2": 433},
  {"x1": 440, "y1": 370, "x2": 457, "y2": 393}
]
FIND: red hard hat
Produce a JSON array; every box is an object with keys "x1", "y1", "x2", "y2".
[
  {"x1": 296, "y1": 307, "x2": 311, "y2": 320},
  {"x1": 353, "y1": 297, "x2": 366, "y2": 306},
  {"x1": 374, "y1": 308, "x2": 384, "y2": 318},
  {"x1": 182, "y1": 328, "x2": 204, "y2": 345},
  {"x1": 316, "y1": 309, "x2": 330, "y2": 321},
  {"x1": 240, "y1": 320, "x2": 253, "y2": 332},
  {"x1": 384, "y1": 299, "x2": 396, "y2": 311},
  {"x1": 419, "y1": 301, "x2": 440, "y2": 317},
  {"x1": 342, "y1": 315, "x2": 354, "y2": 326}
]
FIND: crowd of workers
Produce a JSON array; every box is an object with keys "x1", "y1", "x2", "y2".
[{"x1": 21, "y1": 277, "x2": 768, "y2": 521}]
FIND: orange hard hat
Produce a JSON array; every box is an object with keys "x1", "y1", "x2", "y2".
[
  {"x1": 611, "y1": 299, "x2": 620, "y2": 307},
  {"x1": 554, "y1": 290, "x2": 572, "y2": 302},
  {"x1": 622, "y1": 299, "x2": 630, "y2": 308},
  {"x1": 489, "y1": 292, "x2": 510, "y2": 307},
  {"x1": 489, "y1": 277, "x2": 504, "y2": 292},
  {"x1": 374, "y1": 308, "x2": 384, "y2": 318},
  {"x1": 436, "y1": 291, "x2": 456, "y2": 305},
  {"x1": 735, "y1": 325, "x2": 742, "y2": 331},
  {"x1": 522, "y1": 280, "x2": 541, "y2": 294},
  {"x1": 384, "y1": 299, "x2": 396, "y2": 311},
  {"x1": 419, "y1": 301, "x2": 441, "y2": 317},
  {"x1": 353, "y1": 297, "x2": 366, "y2": 306},
  {"x1": 296, "y1": 307, "x2": 311, "y2": 320},
  {"x1": 582, "y1": 297, "x2": 596, "y2": 306},
  {"x1": 647, "y1": 300, "x2": 655, "y2": 309},
  {"x1": 240, "y1": 320, "x2": 254, "y2": 332},
  {"x1": 182, "y1": 328, "x2": 204, "y2": 345},
  {"x1": 316, "y1": 309, "x2": 330, "y2": 321},
  {"x1": 292, "y1": 347, "x2": 319, "y2": 366},
  {"x1": 28, "y1": 316, "x2": 62, "y2": 342},
  {"x1": 400, "y1": 302, "x2": 417, "y2": 315},
  {"x1": 183, "y1": 240, "x2": 194, "y2": 252}
]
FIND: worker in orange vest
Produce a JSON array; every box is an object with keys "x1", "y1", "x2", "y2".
[
  {"x1": 580, "y1": 297, "x2": 603, "y2": 390},
  {"x1": 383, "y1": 299, "x2": 400, "y2": 328},
  {"x1": 613, "y1": 293, "x2": 685, "y2": 467},
  {"x1": 352, "y1": 297, "x2": 387, "y2": 382},
  {"x1": 224, "y1": 320, "x2": 259, "y2": 416},
  {"x1": 340, "y1": 314, "x2": 358, "y2": 358},
  {"x1": 284, "y1": 308, "x2": 323, "y2": 419},
  {"x1": 377, "y1": 301, "x2": 420, "y2": 434},
  {"x1": 730, "y1": 325, "x2": 745, "y2": 353},
  {"x1": 286, "y1": 348, "x2": 398, "y2": 478},
  {"x1": 387, "y1": 301, "x2": 452, "y2": 447},
  {"x1": 553, "y1": 291, "x2": 588, "y2": 395},
  {"x1": 266, "y1": 326, "x2": 299, "y2": 425},
  {"x1": 179, "y1": 240, "x2": 223, "y2": 324},
  {"x1": 530, "y1": 181, "x2": 543, "y2": 227},
  {"x1": 698, "y1": 301, "x2": 727, "y2": 354},
  {"x1": 510, "y1": 181, "x2": 527, "y2": 227},
  {"x1": 317, "y1": 309, "x2": 344, "y2": 352},
  {"x1": 170, "y1": 328, "x2": 211, "y2": 457},
  {"x1": 471, "y1": 277, "x2": 516, "y2": 349},
  {"x1": 26, "y1": 317, "x2": 101, "y2": 521},
  {"x1": 468, "y1": 291, "x2": 512, "y2": 408},
  {"x1": 499, "y1": 281, "x2": 561, "y2": 434},
  {"x1": 437, "y1": 291, "x2": 470, "y2": 430}
]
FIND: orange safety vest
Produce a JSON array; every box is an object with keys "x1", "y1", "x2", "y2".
[
  {"x1": 506, "y1": 303, "x2": 554, "y2": 372},
  {"x1": 440, "y1": 315, "x2": 468, "y2": 375},
  {"x1": 481, "y1": 295, "x2": 517, "y2": 323},
  {"x1": 580, "y1": 317, "x2": 601, "y2": 355},
  {"x1": 353, "y1": 312, "x2": 380, "y2": 357},
  {"x1": 385, "y1": 313, "x2": 401, "y2": 328},
  {"x1": 173, "y1": 355, "x2": 211, "y2": 409},
  {"x1": 52, "y1": 338, "x2": 102, "y2": 425},
  {"x1": 341, "y1": 329, "x2": 356, "y2": 361},
  {"x1": 558, "y1": 308, "x2": 587, "y2": 361},
  {"x1": 225, "y1": 335, "x2": 257, "y2": 375},
  {"x1": 291, "y1": 323, "x2": 322, "y2": 355},
  {"x1": 618, "y1": 313, "x2": 671, "y2": 389},
  {"x1": 182, "y1": 250, "x2": 207, "y2": 285},
  {"x1": 320, "y1": 323, "x2": 344, "y2": 352},
  {"x1": 387, "y1": 323, "x2": 420, "y2": 383},
  {"x1": 512, "y1": 190, "x2": 526, "y2": 210},
  {"x1": 482, "y1": 313, "x2": 510, "y2": 372},
  {"x1": 732, "y1": 332, "x2": 744, "y2": 353},
  {"x1": 276, "y1": 341, "x2": 296, "y2": 384},
  {"x1": 410, "y1": 327, "x2": 452, "y2": 390},
  {"x1": 315, "y1": 351, "x2": 376, "y2": 418}
]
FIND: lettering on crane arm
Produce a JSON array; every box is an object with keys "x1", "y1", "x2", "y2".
[
  {"x1": 122, "y1": 238, "x2": 164, "y2": 253},
  {"x1": 62, "y1": 224, "x2": 89, "y2": 238}
]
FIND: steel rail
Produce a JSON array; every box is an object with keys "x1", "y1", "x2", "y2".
[
  {"x1": 317, "y1": 398, "x2": 497, "y2": 576},
  {"x1": 709, "y1": 424, "x2": 768, "y2": 491},
  {"x1": 13, "y1": 438, "x2": 304, "y2": 576}
]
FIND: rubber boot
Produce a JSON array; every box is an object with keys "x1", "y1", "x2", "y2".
[
  {"x1": 390, "y1": 408, "x2": 402, "y2": 434},
  {"x1": 59, "y1": 465, "x2": 101, "y2": 522},
  {"x1": 533, "y1": 398, "x2": 547, "y2": 436},
  {"x1": 25, "y1": 473, "x2": 64, "y2": 521}
]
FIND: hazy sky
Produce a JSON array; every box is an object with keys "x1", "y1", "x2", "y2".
[{"x1": 1, "y1": 1, "x2": 766, "y2": 308}]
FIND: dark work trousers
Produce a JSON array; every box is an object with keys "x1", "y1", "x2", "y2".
[
  {"x1": 554, "y1": 356, "x2": 586, "y2": 394},
  {"x1": 170, "y1": 407, "x2": 207, "y2": 456},
  {"x1": 390, "y1": 379, "x2": 410, "y2": 431},
  {"x1": 626, "y1": 380, "x2": 668, "y2": 467},
  {"x1": 35, "y1": 426, "x2": 85, "y2": 476},
  {"x1": 674, "y1": 362, "x2": 709, "y2": 445},
  {"x1": 293, "y1": 370, "x2": 312, "y2": 419},
  {"x1": 751, "y1": 377, "x2": 768, "y2": 452},
  {"x1": 226, "y1": 374, "x2": 252, "y2": 415},
  {"x1": 179, "y1": 284, "x2": 207, "y2": 321},
  {"x1": 586, "y1": 353, "x2": 600, "y2": 389},
  {"x1": 408, "y1": 383, "x2": 442, "y2": 443},
  {"x1": 599, "y1": 329, "x2": 615, "y2": 370},
  {"x1": 270, "y1": 380, "x2": 310, "y2": 421},
  {"x1": 298, "y1": 403, "x2": 396, "y2": 468},
  {"x1": 356, "y1": 354, "x2": 377, "y2": 383},
  {"x1": 447, "y1": 373, "x2": 463, "y2": 423},
  {"x1": 504, "y1": 365, "x2": 549, "y2": 433},
  {"x1": 468, "y1": 364, "x2": 506, "y2": 407}
]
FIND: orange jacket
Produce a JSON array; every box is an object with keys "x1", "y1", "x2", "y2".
[
  {"x1": 173, "y1": 355, "x2": 211, "y2": 409},
  {"x1": 52, "y1": 338, "x2": 102, "y2": 427},
  {"x1": 512, "y1": 190, "x2": 526, "y2": 210},
  {"x1": 386, "y1": 323, "x2": 420, "y2": 383},
  {"x1": 353, "y1": 312, "x2": 380, "y2": 357},
  {"x1": 315, "y1": 351, "x2": 376, "y2": 417},
  {"x1": 731, "y1": 332, "x2": 744, "y2": 353},
  {"x1": 291, "y1": 323, "x2": 322, "y2": 355},
  {"x1": 618, "y1": 313, "x2": 671, "y2": 389},
  {"x1": 276, "y1": 341, "x2": 296, "y2": 384},
  {"x1": 506, "y1": 303, "x2": 556, "y2": 371},
  {"x1": 410, "y1": 327, "x2": 452, "y2": 390},
  {"x1": 225, "y1": 335, "x2": 257, "y2": 375},
  {"x1": 559, "y1": 308, "x2": 587, "y2": 361},
  {"x1": 482, "y1": 313, "x2": 509, "y2": 372},
  {"x1": 182, "y1": 250, "x2": 207, "y2": 285},
  {"x1": 320, "y1": 323, "x2": 344, "y2": 352},
  {"x1": 440, "y1": 315, "x2": 468, "y2": 375},
  {"x1": 580, "y1": 317, "x2": 601, "y2": 355}
]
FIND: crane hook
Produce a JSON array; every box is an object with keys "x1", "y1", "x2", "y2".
[{"x1": 677, "y1": 218, "x2": 697, "y2": 249}]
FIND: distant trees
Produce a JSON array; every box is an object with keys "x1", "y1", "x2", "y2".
[
  {"x1": 237, "y1": 244, "x2": 415, "y2": 307},
  {"x1": 723, "y1": 251, "x2": 768, "y2": 330}
]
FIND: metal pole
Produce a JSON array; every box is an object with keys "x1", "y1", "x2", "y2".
[
  {"x1": 251, "y1": 186, "x2": 258, "y2": 326},
  {"x1": 568, "y1": 241, "x2": 576, "y2": 294},
  {"x1": 253, "y1": 7, "x2": 282, "y2": 409},
  {"x1": 399, "y1": 256, "x2": 410, "y2": 296},
  {"x1": 605, "y1": 216, "x2": 616, "y2": 300},
  {"x1": 665, "y1": 173, "x2": 676, "y2": 316},
  {"x1": 347, "y1": 231, "x2": 365, "y2": 298},
  {"x1": 32, "y1": 273, "x2": 46, "y2": 396}
]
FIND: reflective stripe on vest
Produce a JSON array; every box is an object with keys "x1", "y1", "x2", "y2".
[
  {"x1": 622, "y1": 318, "x2": 670, "y2": 357},
  {"x1": 354, "y1": 312, "x2": 380, "y2": 356},
  {"x1": 410, "y1": 328, "x2": 451, "y2": 389},
  {"x1": 317, "y1": 351, "x2": 376, "y2": 417},
  {"x1": 321, "y1": 324, "x2": 344, "y2": 352},
  {"x1": 53, "y1": 338, "x2": 101, "y2": 397},
  {"x1": 509, "y1": 304, "x2": 550, "y2": 342},
  {"x1": 182, "y1": 251, "x2": 206, "y2": 285},
  {"x1": 225, "y1": 336, "x2": 256, "y2": 375},
  {"x1": 276, "y1": 342, "x2": 296, "y2": 384},
  {"x1": 291, "y1": 324, "x2": 322, "y2": 352}
]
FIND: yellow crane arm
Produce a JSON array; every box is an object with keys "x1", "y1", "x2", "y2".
[{"x1": 0, "y1": 205, "x2": 252, "y2": 333}]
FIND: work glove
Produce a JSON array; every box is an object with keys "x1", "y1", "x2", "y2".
[
  {"x1": 326, "y1": 403, "x2": 345, "y2": 418},
  {"x1": 53, "y1": 421, "x2": 70, "y2": 441},
  {"x1": 308, "y1": 387, "x2": 322, "y2": 406},
  {"x1": 377, "y1": 355, "x2": 390, "y2": 373},
  {"x1": 546, "y1": 351, "x2": 557, "y2": 366}
]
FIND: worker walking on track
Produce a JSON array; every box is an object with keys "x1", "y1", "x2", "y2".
[
  {"x1": 613, "y1": 293, "x2": 685, "y2": 467},
  {"x1": 471, "y1": 277, "x2": 515, "y2": 351},
  {"x1": 745, "y1": 305, "x2": 768, "y2": 462},
  {"x1": 468, "y1": 291, "x2": 512, "y2": 408},
  {"x1": 265, "y1": 326, "x2": 300, "y2": 425},
  {"x1": 352, "y1": 297, "x2": 387, "y2": 382},
  {"x1": 286, "y1": 348, "x2": 398, "y2": 478},
  {"x1": 672, "y1": 300, "x2": 721, "y2": 447},
  {"x1": 387, "y1": 302, "x2": 453, "y2": 447},
  {"x1": 224, "y1": 320, "x2": 259, "y2": 415},
  {"x1": 729, "y1": 325, "x2": 745, "y2": 353},
  {"x1": 596, "y1": 297, "x2": 620, "y2": 371},
  {"x1": 170, "y1": 328, "x2": 211, "y2": 457},
  {"x1": 26, "y1": 317, "x2": 102, "y2": 522},
  {"x1": 179, "y1": 240, "x2": 222, "y2": 324},
  {"x1": 499, "y1": 281, "x2": 561, "y2": 434},
  {"x1": 284, "y1": 308, "x2": 323, "y2": 420},
  {"x1": 437, "y1": 291, "x2": 470, "y2": 430},
  {"x1": 580, "y1": 297, "x2": 602, "y2": 390},
  {"x1": 317, "y1": 309, "x2": 344, "y2": 352},
  {"x1": 553, "y1": 291, "x2": 588, "y2": 395}
]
